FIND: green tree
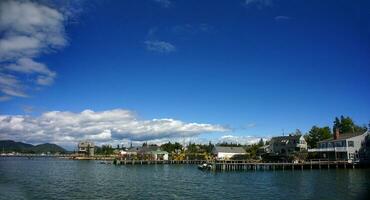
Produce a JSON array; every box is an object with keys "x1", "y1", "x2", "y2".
[
  {"x1": 306, "y1": 126, "x2": 332, "y2": 148},
  {"x1": 340, "y1": 115, "x2": 355, "y2": 133},
  {"x1": 258, "y1": 138, "x2": 264, "y2": 146},
  {"x1": 96, "y1": 145, "x2": 114, "y2": 155},
  {"x1": 245, "y1": 144, "x2": 259, "y2": 158},
  {"x1": 333, "y1": 115, "x2": 367, "y2": 134},
  {"x1": 333, "y1": 117, "x2": 341, "y2": 133},
  {"x1": 160, "y1": 142, "x2": 182, "y2": 153}
]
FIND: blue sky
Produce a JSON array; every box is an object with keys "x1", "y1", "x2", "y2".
[{"x1": 0, "y1": 0, "x2": 369, "y2": 148}]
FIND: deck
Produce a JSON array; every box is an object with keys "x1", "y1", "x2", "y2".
[{"x1": 210, "y1": 160, "x2": 358, "y2": 171}]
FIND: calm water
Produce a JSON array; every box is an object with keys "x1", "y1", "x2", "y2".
[{"x1": 0, "y1": 158, "x2": 369, "y2": 200}]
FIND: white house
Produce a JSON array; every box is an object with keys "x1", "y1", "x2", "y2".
[
  {"x1": 308, "y1": 130, "x2": 369, "y2": 163},
  {"x1": 212, "y1": 146, "x2": 246, "y2": 160},
  {"x1": 150, "y1": 150, "x2": 169, "y2": 161}
]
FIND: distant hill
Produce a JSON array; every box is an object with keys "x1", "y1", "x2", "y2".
[
  {"x1": 0, "y1": 140, "x2": 66, "y2": 154},
  {"x1": 31, "y1": 143, "x2": 66, "y2": 153}
]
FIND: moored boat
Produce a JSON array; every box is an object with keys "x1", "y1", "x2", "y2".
[{"x1": 198, "y1": 163, "x2": 212, "y2": 170}]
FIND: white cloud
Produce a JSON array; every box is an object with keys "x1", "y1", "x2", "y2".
[
  {"x1": 0, "y1": 0, "x2": 69, "y2": 100},
  {"x1": 153, "y1": 0, "x2": 171, "y2": 8},
  {"x1": 0, "y1": 72, "x2": 27, "y2": 98},
  {"x1": 145, "y1": 40, "x2": 176, "y2": 53},
  {"x1": 244, "y1": 0, "x2": 273, "y2": 8},
  {"x1": 219, "y1": 135, "x2": 268, "y2": 145},
  {"x1": 275, "y1": 16, "x2": 291, "y2": 21},
  {"x1": 0, "y1": 109, "x2": 228, "y2": 147},
  {"x1": 5, "y1": 57, "x2": 56, "y2": 86}
]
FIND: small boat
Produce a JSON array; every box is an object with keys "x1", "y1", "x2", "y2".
[{"x1": 198, "y1": 163, "x2": 212, "y2": 170}]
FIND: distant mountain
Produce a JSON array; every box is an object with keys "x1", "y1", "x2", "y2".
[
  {"x1": 0, "y1": 140, "x2": 66, "y2": 153},
  {"x1": 31, "y1": 143, "x2": 66, "y2": 153}
]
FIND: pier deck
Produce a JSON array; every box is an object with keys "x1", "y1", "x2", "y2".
[
  {"x1": 210, "y1": 160, "x2": 358, "y2": 171},
  {"x1": 113, "y1": 159, "x2": 205, "y2": 165},
  {"x1": 113, "y1": 159, "x2": 360, "y2": 171}
]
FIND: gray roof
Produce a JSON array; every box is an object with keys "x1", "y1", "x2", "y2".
[
  {"x1": 127, "y1": 146, "x2": 159, "y2": 153},
  {"x1": 319, "y1": 132, "x2": 366, "y2": 143},
  {"x1": 213, "y1": 146, "x2": 246, "y2": 154},
  {"x1": 270, "y1": 135, "x2": 302, "y2": 144}
]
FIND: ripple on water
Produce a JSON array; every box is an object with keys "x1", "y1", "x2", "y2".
[{"x1": 1, "y1": 158, "x2": 370, "y2": 200}]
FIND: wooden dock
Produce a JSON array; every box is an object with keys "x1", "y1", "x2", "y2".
[
  {"x1": 210, "y1": 160, "x2": 359, "y2": 171},
  {"x1": 113, "y1": 159, "x2": 206, "y2": 165},
  {"x1": 112, "y1": 159, "x2": 362, "y2": 171}
]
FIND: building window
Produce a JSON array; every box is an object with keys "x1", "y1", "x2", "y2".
[
  {"x1": 335, "y1": 142, "x2": 342, "y2": 147},
  {"x1": 348, "y1": 141, "x2": 354, "y2": 147}
]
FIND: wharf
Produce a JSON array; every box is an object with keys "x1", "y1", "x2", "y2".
[
  {"x1": 210, "y1": 160, "x2": 359, "y2": 171},
  {"x1": 113, "y1": 159, "x2": 205, "y2": 165}
]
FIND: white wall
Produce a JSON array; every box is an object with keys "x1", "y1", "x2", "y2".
[{"x1": 217, "y1": 152, "x2": 245, "y2": 160}]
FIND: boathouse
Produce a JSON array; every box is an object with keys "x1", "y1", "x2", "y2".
[
  {"x1": 150, "y1": 150, "x2": 169, "y2": 161},
  {"x1": 212, "y1": 146, "x2": 246, "y2": 160}
]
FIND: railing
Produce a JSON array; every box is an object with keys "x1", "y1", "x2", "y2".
[{"x1": 308, "y1": 147, "x2": 348, "y2": 152}]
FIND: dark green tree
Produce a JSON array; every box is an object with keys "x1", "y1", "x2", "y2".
[
  {"x1": 160, "y1": 142, "x2": 182, "y2": 153},
  {"x1": 96, "y1": 145, "x2": 114, "y2": 155},
  {"x1": 305, "y1": 126, "x2": 332, "y2": 148},
  {"x1": 333, "y1": 115, "x2": 367, "y2": 134},
  {"x1": 258, "y1": 138, "x2": 264, "y2": 146},
  {"x1": 333, "y1": 117, "x2": 341, "y2": 133}
]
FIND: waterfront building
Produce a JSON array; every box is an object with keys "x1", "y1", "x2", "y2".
[
  {"x1": 257, "y1": 145, "x2": 272, "y2": 156},
  {"x1": 125, "y1": 146, "x2": 168, "y2": 160},
  {"x1": 359, "y1": 133, "x2": 370, "y2": 164},
  {"x1": 212, "y1": 146, "x2": 246, "y2": 160},
  {"x1": 150, "y1": 150, "x2": 169, "y2": 161},
  {"x1": 78, "y1": 141, "x2": 95, "y2": 156},
  {"x1": 308, "y1": 130, "x2": 369, "y2": 162},
  {"x1": 269, "y1": 135, "x2": 307, "y2": 156}
]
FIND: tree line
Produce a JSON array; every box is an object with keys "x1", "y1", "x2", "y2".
[{"x1": 304, "y1": 115, "x2": 368, "y2": 148}]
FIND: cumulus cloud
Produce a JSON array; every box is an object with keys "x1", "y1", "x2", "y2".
[
  {"x1": 0, "y1": 109, "x2": 228, "y2": 147},
  {"x1": 144, "y1": 40, "x2": 176, "y2": 53},
  {"x1": 219, "y1": 135, "x2": 268, "y2": 145},
  {"x1": 0, "y1": 0, "x2": 70, "y2": 100}
]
